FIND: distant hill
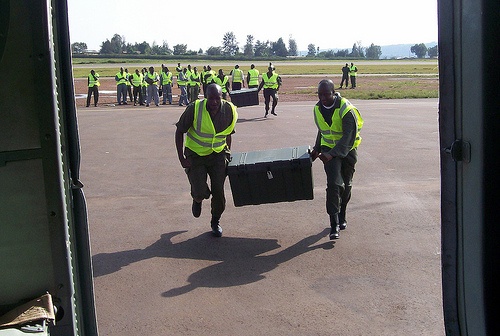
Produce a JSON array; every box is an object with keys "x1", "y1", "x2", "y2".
[
  {"x1": 380, "y1": 42, "x2": 437, "y2": 58},
  {"x1": 298, "y1": 42, "x2": 438, "y2": 58}
]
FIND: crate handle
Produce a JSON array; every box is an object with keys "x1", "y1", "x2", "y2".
[
  {"x1": 239, "y1": 152, "x2": 247, "y2": 165},
  {"x1": 267, "y1": 170, "x2": 273, "y2": 179}
]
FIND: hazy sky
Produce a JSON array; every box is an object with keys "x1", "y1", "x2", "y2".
[{"x1": 68, "y1": 0, "x2": 438, "y2": 52}]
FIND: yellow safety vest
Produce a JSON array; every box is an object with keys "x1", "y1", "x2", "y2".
[
  {"x1": 232, "y1": 68, "x2": 243, "y2": 82},
  {"x1": 161, "y1": 71, "x2": 173, "y2": 85},
  {"x1": 178, "y1": 72, "x2": 187, "y2": 86},
  {"x1": 185, "y1": 69, "x2": 193, "y2": 85},
  {"x1": 115, "y1": 72, "x2": 128, "y2": 85},
  {"x1": 185, "y1": 99, "x2": 238, "y2": 156},
  {"x1": 213, "y1": 75, "x2": 229, "y2": 93},
  {"x1": 88, "y1": 73, "x2": 100, "y2": 87},
  {"x1": 262, "y1": 72, "x2": 279, "y2": 89},
  {"x1": 131, "y1": 73, "x2": 143, "y2": 87},
  {"x1": 247, "y1": 69, "x2": 259, "y2": 86},
  {"x1": 204, "y1": 70, "x2": 216, "y2": 84},
  {"x1": 350, "y1": 65, "x2": 358, "y2": 76},
  {"x1": 141, "y1": 72, "x2": 149, "y2": 87},
  {"x1": 189, "y1": 72, "x2": 201, "y2": 87},
  {"x1": 147, "y1": 72, "x2": 159, "y2": 85},
  {"x1": 313, "y1": 97, "x2": 363, "y2": 149}
]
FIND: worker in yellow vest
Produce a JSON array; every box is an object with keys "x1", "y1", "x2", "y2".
[
  {"x1": 257, "y1": 66, "x2": 282, "y2": 117},
  {"x1": 141, "y1": 67, "x2": 148, "y2": 105},
  {"x1": 175, "y1": 83, "x2": 238, "y2": 237},
  {"x1": 86, "y1": 69, "x2": 100, "y2": 107},
  {"x1": 188, "y1": 67, "x2": 201, "y2": 102},
  {"x1": 125, "y1": 68, "x2": 133, "y2": 102},
  {"x1": 177, "y1": 67, "x2": 189, "y2": 106},
  {"x1": 200, "y1": 66, "x2": 207, "y2": 96},
  {"x1": 131, "y1": 69, "x2": 144, "y2": 106},
  {"x1": 310, "y1": 79, "x2": 363, "y2": 239},
  {"x1": 115, "y1": 67, "x2": 128, "y2": 105},
  {"x1": 145, "y1": 66, "x2": 160, "y2": 107},
  {"x1": 246, "y1": 64, "x2": 260, "y2": 89},
  {"x1": 185, "y1": 65, "x2": 193, "y2": 102},
  {"x1": 349, "y1": 62, "x2": 358, "y2": 89},
  {"x1": 229, "y1": 64, "x2": 245, "y2": 91},
  {"x1": 175, "y1": 62, "x2": 182, "y2": 87},
  {"x1": 213, "y1": 69, "x2": 230, "y2": 99},
  {"x1": 160, "y1": 65, "x2": 173, "y2": 105},
  {"x1": 203, "y1": 65, "x2": 216, "y2": 97}
]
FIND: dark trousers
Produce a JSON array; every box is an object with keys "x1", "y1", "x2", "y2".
[
  {"x1": 86, "y1": 86, "x2": 99, "y2": 106},
  {"x1": 323, "y1": 148, "x2": 357, "y2": 215},
  {"x1": 350, "y1": 75, "x2": 357, "y2": 88},
  {"x1": 188, "y1": 85, "x2": 199, "y2": 102},
  {"x1": 133, "y1": 85, "x2": 143, "y2": 105},
  {"x1": 186, "y1": 151, "x2": 229, "y2": 219},
  {"x1": 232, "y1": 82, "x2": 242, "y2": 91},
  {"x1": 141, "y1": 86, "x2": 147, "y2": 104},
  {"x1": 127, "y1": 85, "x2": 133, "y2": 101},
  {"x1": 263, "y1": 88, "x2": 278, "y2": 113},
  {"x1": 340, "y1": 75, "x2": 349, "y2": 88}
]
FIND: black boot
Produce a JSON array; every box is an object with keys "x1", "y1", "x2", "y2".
[
  {"x1": 211, "y1": 216, "x2": 223, "y2": 237},
  {"x1": 329, "y1": 213, "x2": 340, "y2": 240},
  {"x1": 192, "y1": 200, "x2": 202, "y2": 218},
  {"x1": 339, "y1": 205, "x2": 347, "y2": 230}
]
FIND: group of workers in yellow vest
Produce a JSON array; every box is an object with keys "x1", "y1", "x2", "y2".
[
  {"x1": 339, "y1": 62, "x2": 358, "y2": 89},
  {"x1": 175, "y1": 63, "x2": 264, "y2": 105},
  {"x1": 88, "y1": 63, "x2": 284, "y2": 109}
]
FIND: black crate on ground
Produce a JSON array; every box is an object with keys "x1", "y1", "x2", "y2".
[
  {"x1": 229, "y1": 88, "x2": 259, "y2": 107},
  {"x1": 227, "y1": 146, "x2": 314, "y2": 207}
]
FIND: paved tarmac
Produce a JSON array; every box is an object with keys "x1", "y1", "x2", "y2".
[{"x1": 78, "y1": 98, "x2": 444, "y2": 335}]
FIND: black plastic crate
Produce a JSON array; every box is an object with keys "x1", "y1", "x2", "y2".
[
  {"x1": 229, "y1": 88, "x2": 259, "y2": 107},
  {"x1": 227, "y1": 146, "x2": 314, "y2": 207}
]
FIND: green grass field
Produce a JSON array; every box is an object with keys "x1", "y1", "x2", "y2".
[{"x1": 72, "y1": 58, "x2": 439, "y2": 76}]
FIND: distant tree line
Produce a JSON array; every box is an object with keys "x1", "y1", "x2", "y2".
[
  {"x1": 411, "y1": 43, "x2": 438, "y2": 58},
  {"x1": 306, "y1": 41, "x2": 382, "y2": 59},
  {"x1": 71, "y1": 32, "x2": 437, "y2": 59}
]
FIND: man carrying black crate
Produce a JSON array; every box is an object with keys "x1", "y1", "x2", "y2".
[
  {"x1": 310, "y1": 79, "x2": 364, "y2": 240},
  {"x1": 175, "y1": 83, "x2": 238, "y2": 237}
]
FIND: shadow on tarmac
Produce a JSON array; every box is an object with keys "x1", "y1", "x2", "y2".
[
  {"x1": 236, "y1": 117, "x2": 269, "y2": 123},
  {"x1": 92, "y1": 229, "x2": 333, "y2": 297}
]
